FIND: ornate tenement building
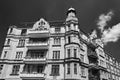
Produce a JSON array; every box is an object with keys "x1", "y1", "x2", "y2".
[{"x1": 0, "y1": 8, "x2": 120, "y2": 80}]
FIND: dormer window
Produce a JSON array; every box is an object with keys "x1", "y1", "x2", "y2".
[{"x1": 21, "y1": 29, "x2": 27, "y2": 35}]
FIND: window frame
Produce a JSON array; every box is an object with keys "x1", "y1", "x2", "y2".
[
  {"x1": 51, "y1": 65, "x2": 60, "y2": 76},
  {"x1": 11, "y1": 65, "x2": 20, "y2": 75},
  {"x1": 18, "y1": 39, "x2": 25, "y2": 47},
  {"x1": 67, "y1": 49, "x2": 71, "y2": 58},
  {"x1": 54, "y1": 37, "x2": 61, "y2": 45},
  {"x1": 67, "y1": 63, "x2": 70, "y2": 74},
  {"x1": 74, "y1": 63, "x2": 77, "y2": 74},
  {"x1": 0, "y1": 65, "x2": 3, "y2": 74},
  {"x1": 53, "y1": 51, "x2": 60, "y2": 59},
  {"x1": 15, "y1": 51, "x2": 23, "y2": 59}
]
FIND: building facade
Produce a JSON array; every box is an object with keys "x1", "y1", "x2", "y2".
[{"x1": 0, "y1": 8, "x2": 120, "y2": 80}]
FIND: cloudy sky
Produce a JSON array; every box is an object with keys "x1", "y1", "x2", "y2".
[{"x1": 0, "y1": 0, "x2": 120, "y2": 61}]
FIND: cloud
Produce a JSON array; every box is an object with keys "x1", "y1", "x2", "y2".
[
  {"x1": 97, "y1": 11, "x2": 114, "y2": 32},
  {"x1": 102, "y1": 23, "x2": 120, "y2": 44}
]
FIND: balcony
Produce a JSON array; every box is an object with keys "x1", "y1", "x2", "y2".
[
  {"x1": 20, "y1": 72, "x2": 45, "y2": 79},
  {"x1": 28, "y1": 29, "x2": 49, "y2": 38},
  {"x1": 89, "y1": 63, "x2": 99, "y2": 69},
  {"x1": 87, "y1": 40, "x2": 98, "y2": 49},
  {"x1": 26, "y1": 42, "x2": 48, "y2": 49},
  {"x1": 89, "y1": 68, "x2": 100, "y2": 80},
  {"x1": 23, "y1": 57, "x2": 47, "y2": 64},
  {"x1": 88, "y1": 51, "x2": 98, "y2": 59}
]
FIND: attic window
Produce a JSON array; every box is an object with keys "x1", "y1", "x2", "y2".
[
  {"x1": 21, "y1": 29, "x2": 27, "y2": 35},
  {"x1": 9, "y1": 28, "x2": 13, "y2": 34}
]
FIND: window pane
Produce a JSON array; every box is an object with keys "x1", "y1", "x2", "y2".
[
  {"x1": 3, "y1": 51, "x2": 7, "y2": 59},
  {"x1": 80, "y1": 54, "x2": 84, "y2": 62},
  {"x1": 51, "y1": 65, "x2": 59, "y2": 75},
  {"x1": 21, "y1": 29, "x2": 27, "y2": 35},
  {"x1": 18, "y1": 39, "x2": 25, "y2": 47},
  {"x1": 9, "y1": 28, "x2": 13, "y2": 34},
  {"x1": 53, "y1": 51, "x2": 60, "y2": 59},
  {"x1": 74, "y1": 64, "x2": 77, "y2": 74},
  {"x1": 68, "y1": 49, "x2": 70, "y2": 58},
  {"x1": 54, "y1": 38, "x2": 61, "y2": 45},
  {"x1": 74, "y1": 49, "x2": 77, "y2": 58},
  {"x1": 7, "y1": 39, "x2": 10, "y2": 45},
  {"x1": 12, "y1": 65, "x2": 20, "y2": 75},
  {"x1": 0, "y1": 65, "x2": 3, "y2": 74},
  {"x1": 16, "y1": 52, "x2": 23, "y2": 59},
  {"x1": 67, "y1": 63, "x2": 70, "y2": 74}
]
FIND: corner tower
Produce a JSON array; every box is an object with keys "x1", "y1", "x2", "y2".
[
  {"x1": 64, "y1": 7, "x2": 81, "y2": 79},
  {"x1": 65, "y1": 7, "x2": 79, "y2": 32}
]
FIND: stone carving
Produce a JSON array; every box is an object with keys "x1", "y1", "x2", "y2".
[{"x1": 33, "y1": 18, "x2": 49, "y2": 30}]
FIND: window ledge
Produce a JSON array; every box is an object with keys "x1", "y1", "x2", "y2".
[
  {"x1": 16, "y1": 46, "x2": 24, "y2": 48},
  {"x1": 50, "y1": 74, "x2": 60, "y2": 76},
  {"x1": 4, "y1": 45, "x2": 10, "y2": 47},
  {"x1": 10, "y1": 74, "x2": 19, "y2": 76},
  {"x1": 52, "y1": 45, "x2": 61, "y2": 47}
]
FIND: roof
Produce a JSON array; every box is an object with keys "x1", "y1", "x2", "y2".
[{"x1": 13, "y1": 20, "x2": 65, "y2": 28}]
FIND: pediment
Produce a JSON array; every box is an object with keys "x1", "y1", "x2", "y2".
[{"x1": 32, "y1": 18, "x2": 50, "y2": 30}]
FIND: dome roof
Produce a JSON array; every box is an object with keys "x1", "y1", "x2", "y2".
[
  {"x1": 67, "y1": 7, "x2": 76, "y2": 15},
  {"x1": 68, "y1": 7, "x2": 75, "y2": 11}
]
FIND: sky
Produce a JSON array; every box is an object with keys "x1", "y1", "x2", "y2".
[{"x1": 0, "y1": 0, "x2": 120, "y2": 61}]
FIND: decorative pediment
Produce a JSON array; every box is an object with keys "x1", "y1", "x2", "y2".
[
  {"x1": 32, "y1": 18, "x2": 50, "y2": 30},
  {"x1": 95, "y1": 39, "x2": 104, "y2": 48}
]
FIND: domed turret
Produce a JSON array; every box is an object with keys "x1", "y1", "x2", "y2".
[{"x1": 66, "y1": 7, "x2": 78, "y2": 22}]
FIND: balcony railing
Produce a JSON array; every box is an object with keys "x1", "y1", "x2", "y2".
[
  {"x1": 28, "y1": 30, "x2": 49, "y2": 34},
  {"x1": 20, "y1": 72, "x2": 45, "y2": 78},
  {"x1": 27, "y1": 30, "x2": 49, "y2": 38},
  {"x1": 89, "y1": 63, "x2": 99, "y2": 69},
  {"x1": 26, "y1": 41, "x2": 48, "y2": 49},
  {"x1": 26, "y1": 42, "x2": 48, "y2": 47},
  {"x1": 23, "y1": 57, "x2": 47, "y2": 63}
]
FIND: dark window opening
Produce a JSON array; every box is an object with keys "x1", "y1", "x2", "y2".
[
  {"x1": 21, "y1": 29, "x2": 27, "y2": 35},
  {"x1": 68, "y1": 36, "x2": 71, "y2": 43}
]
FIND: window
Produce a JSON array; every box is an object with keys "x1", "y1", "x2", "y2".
[
  {"x1": 74, "y1": 63, "x2": 77, "y2": 74},
  {"x1": 0, "y1": 65, "x2": 3, "y2": 74},
  {"x1": 15, "y1": 52, "x2": 23, "y2": 59},
  {"x1": 37, "y1": 65, "x2": 44, "y2": 73},
  {"x1": 81, "y1": 66, "x2": 85, "y2": 76},
  {"x1": 21, "y1": 29, "x2": 27, "y2": 35},
  {"x1": 80, "y1": 54, "x2": 84, "y2": 62},
  {"x1": 53, "y1": 51, "x2": 60, "y2": 59},
  {"x1": 54, "y1": 37, "x2": 61, "y2": 45},
  {"x1": 9, "y1": 28, "x2": 13, "y2": 34},
  {"x1": 100, "y1": 59, "x2": 104, "y2": 66},
  {"x1": 68, "y1": 25, "x2": 71, "y2": 31},
  {"x1": 11, "y1": 65, "x2": 20, "y2": 75},
  {"x1": 7, "y1": 39, "x2": 10, "y2": 45},
  {"x1": 51, "y1": 65, "x2": 59, "y2": 76},
  {"x1": 18, "y1": 39, "x2": 25, "y2": 47},
  {"x1": 74, "y1": 49, "x2": 77, "y2": 58},
  {"x1": 3, "y1": 51, "x2": 7, "y2": 59},
  {"x1": 67, "y1": 49, "x2": 70, "y2": 58},
  {"x1": 55, "y1": 27, "x2": 61, "y2": 33},
  {"x1": 67, "y1": 63, "x2": 70, "y2": 74},
  {"x1": 68, "y1": 36, "x2": 71, "y2": 43}
]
